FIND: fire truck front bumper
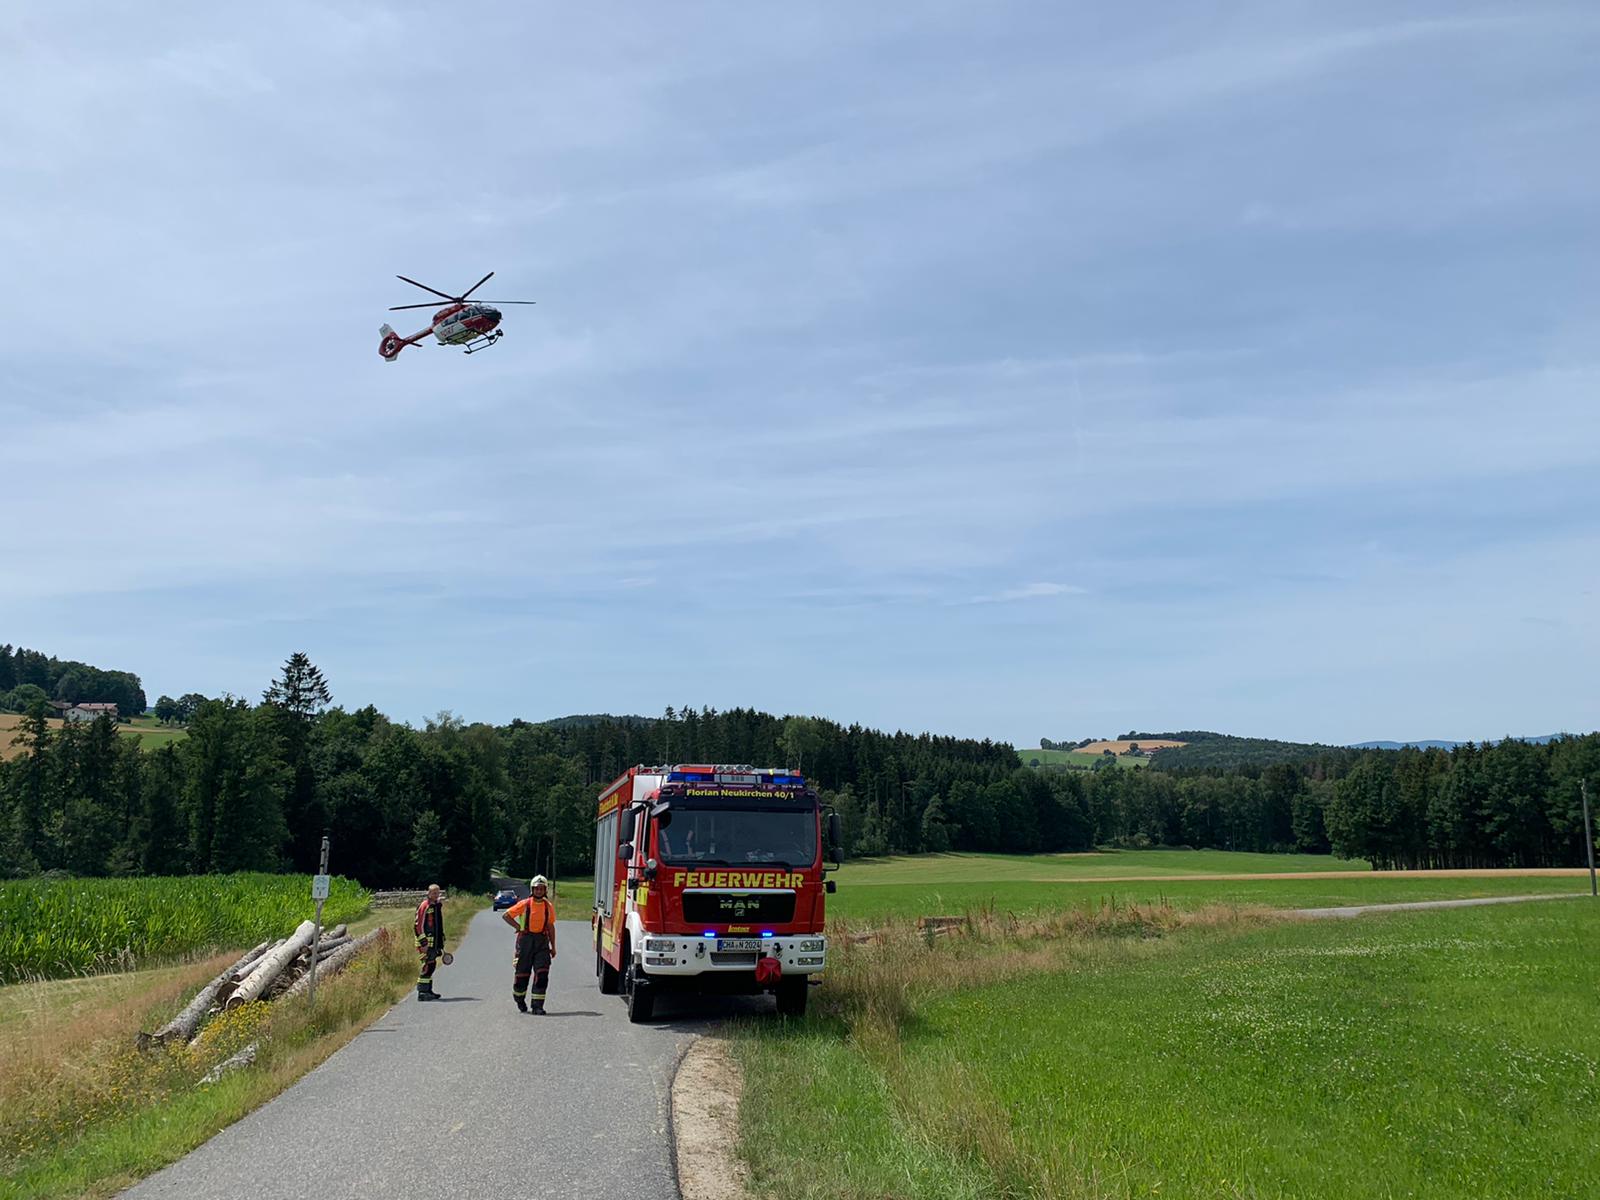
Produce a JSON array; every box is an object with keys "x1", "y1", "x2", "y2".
[{"x1": 639, "y1": 935, "x2": 826, "y2": 978}]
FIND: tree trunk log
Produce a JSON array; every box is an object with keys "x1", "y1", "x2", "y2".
[
  {"x1": 140, "y1": 941, "x2": 270, "y2": 1048},
  {"x1": 198, "y1": 1040, "x2": 258, "y2": 1084},
  {"x1": 231, "y1": 938, "x2": 285, "y2": 982},
  {"x1": 227, "y1": 920, "x2": 316, "y2": 1007},
  {"x1": 314, "y1": 936, "x2": 353, "y2": 958},
  {"x1": 281, "y1": 927, "x2": 388, "y2": 1000}
]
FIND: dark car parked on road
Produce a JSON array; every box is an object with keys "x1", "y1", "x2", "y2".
[{"x1": 492, "y1": 888, "x2": 518, "y2": 910}]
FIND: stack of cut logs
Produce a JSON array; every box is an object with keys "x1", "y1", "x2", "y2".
[{"x1": 139, "y1": 921, "x2": 390, "y2": 1055}]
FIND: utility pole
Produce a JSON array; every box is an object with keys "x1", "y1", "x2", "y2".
[
  {"x1": 308, "y1": 834, "x2": 331, "y2": 1004},
  {"x1": 1583, "y1": 779, "x2": 1596, "y2": 898}
]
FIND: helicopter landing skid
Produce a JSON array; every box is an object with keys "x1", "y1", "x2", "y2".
[{"x1": 462, "y1": 330, "x2": 505, "y2": 355}]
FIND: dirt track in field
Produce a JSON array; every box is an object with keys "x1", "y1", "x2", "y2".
[{"x1": 1073, "y1": 738, "x2": 1188, "y2": 755}]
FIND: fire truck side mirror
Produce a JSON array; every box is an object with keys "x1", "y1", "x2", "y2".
[
  {"x1": 617, "y1": 842, "x2": 634, "y2": 860},
  {"x1": 827, "y1": 812, "x2": 843, "y2": 854}
]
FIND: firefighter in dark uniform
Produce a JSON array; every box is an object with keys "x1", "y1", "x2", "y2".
[
  {"x1": 414, "y1": 883, "x2": 445, "y2": 1001},
  {"x1": 503, "y1": 875, "x2": 557, "y2": 1013}
]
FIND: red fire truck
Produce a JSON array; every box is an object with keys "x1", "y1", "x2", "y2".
[{"x1": 591, "y1": 763, "x2": 841, "y2": 1021}]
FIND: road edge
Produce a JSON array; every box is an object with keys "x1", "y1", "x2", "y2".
[{"x1": 671, "y1": 1035, "x2": 752, "y2": 1200}]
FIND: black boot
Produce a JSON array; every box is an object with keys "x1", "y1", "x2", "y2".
[
  {"x1": 530, "y1": 998, "x2": 546, "y2": 1015},
  {"x1": 514, "y1": 994, "x2": 528, "y2": 1013},
  {"x1": 417, "y1": 981, "x2": 439, "y2": 1001}
]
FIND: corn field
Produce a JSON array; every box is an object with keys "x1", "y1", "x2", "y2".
[{"x1": 0, "y1": 873, "x2": 371, "y2": 984}]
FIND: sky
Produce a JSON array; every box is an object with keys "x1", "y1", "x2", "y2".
[{"x1": 3, "y1": 2, "x2": 1598, "y2": 748}]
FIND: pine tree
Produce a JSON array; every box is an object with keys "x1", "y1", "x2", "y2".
[
  {"x1": 263, "y1": 652, "x2": 332, "y2": 871},
  {"x1": 410, "y1": 809, "x2": 448, "y2": 884},
  {"x1": 262, "y1": 652, "x2": 332, "y2": 716}
]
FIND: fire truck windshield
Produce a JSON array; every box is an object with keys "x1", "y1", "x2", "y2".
[{"x1": 657, "y1": 807, "x2": 817, "y2": 867}]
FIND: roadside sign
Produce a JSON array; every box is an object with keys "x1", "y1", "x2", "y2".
[{"x1": 311, "y1": 874, "x2": 331, "y2": 901}]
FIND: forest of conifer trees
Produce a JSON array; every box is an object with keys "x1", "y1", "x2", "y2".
[{"x1": 1, "y1": 655, "x2": 1594, "y2": 885}]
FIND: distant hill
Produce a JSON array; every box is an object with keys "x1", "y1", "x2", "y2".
[
  {"x1": 1120, "y1": 729, "x2": 1572, "y2": 767},
  {"x1": 0, "y1": 643, "x2": 148, "y2": 715},
  {"x1": 1349, "y1": 740, "x2": 1460, "y2": 751},
  {"x1": 1129, "y1": 731, "x2": 1363, "y2": 771},
  {"x1": 1349, "y1": 735, "x2": 1562, "y2": 751},
  {"x1": 532, "y1": 713, "x2": 655, "y2": 731}
]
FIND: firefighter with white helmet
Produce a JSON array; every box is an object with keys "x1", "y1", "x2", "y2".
[{"x1": 502, "y1": 875, "x2": 557, "y2": 1013}]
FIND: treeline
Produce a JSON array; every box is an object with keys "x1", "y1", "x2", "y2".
[
  {"x1": 1152, "y1": 739, "x2": 1363, "y2": 774},
  {"x1": 0, "y1": 659, "x2": 1019, "y2": 887},
  {"x1": 2, "y1": 652, "x2": 1593, "y2": 883},
  {"x1": 0, "y1": 644, "x2": 148, "y2": 715},
  {"x1": 848, "y1": 735, "x2": 1596, "y2": 869},
  {"x1": 1322, "y1": 739, "x2": 1598, "y2": 869}
]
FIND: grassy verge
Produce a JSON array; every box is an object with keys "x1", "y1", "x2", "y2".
[
  {"x1": 734, "y1": 899, "x2": 1600, "y2": 1199},
  {"x1": 0, "y1": 899, "x2": 486, "y2": 1199}
]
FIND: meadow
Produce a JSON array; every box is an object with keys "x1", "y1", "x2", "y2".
[
  {"x1": 120, "y1": 714, "x2": 189, "y2": 750},
  {"x1": 0, "y1": 874, "x2": 371, "y2": 983},
  {"x1": 825, "y1": 850, "x2": 1588, "y2": 923},
  {"x1": 736, "y1": 897, "x2": 1599, "y2": 1199},
  {"x1": 0, "y1": 712, "x2": 186, "y2": 762}
]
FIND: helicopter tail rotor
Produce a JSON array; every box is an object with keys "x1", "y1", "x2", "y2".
[{"x1": 378, "y1": 323, "x2": 405, "y2": 362}]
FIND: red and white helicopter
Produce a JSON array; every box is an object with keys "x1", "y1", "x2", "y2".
[{"x1": 378, "y1": 271, "x2": 535, "y2": 361}]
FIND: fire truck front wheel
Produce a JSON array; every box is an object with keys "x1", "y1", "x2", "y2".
[
  {"x1": 597, "y1": 947, "x2": 620, "y2": 995},
  {"x1": 775, "y1": 976, "x2": 808, "y2": 1017}
]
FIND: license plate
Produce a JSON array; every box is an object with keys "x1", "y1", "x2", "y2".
[{"x1": 717, "y1": 938, "x2": 763, "y2": 952}]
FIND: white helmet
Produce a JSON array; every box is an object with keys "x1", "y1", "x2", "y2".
[{"x1": 530, "y1": 875, "x2": 549, "y2": 891}]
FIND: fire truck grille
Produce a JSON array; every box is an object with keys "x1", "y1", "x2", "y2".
[
  {"x1": 710, "y1": 951, "x2": 758, "y2": 966},
  {"x1": 682, "y1": 891, "x2": 797, "y2": 924}
]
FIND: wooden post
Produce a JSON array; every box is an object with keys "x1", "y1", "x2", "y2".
[
  {"x1": 309, "y1": 835, "x2": 330, "y2": 1005},
  {"x1": 1583, "y1": 779, "x2": 1596, "y2": 898}
]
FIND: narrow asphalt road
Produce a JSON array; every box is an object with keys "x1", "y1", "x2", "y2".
[{"x1": 123, "y1": 909, "x2": 729, "y2": 1200}]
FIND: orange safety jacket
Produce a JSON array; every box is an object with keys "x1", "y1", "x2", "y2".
[{"x1": 507, "y1": 895, "x2": 556, "y2": 950}]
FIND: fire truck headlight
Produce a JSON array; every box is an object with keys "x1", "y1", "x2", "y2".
[
  {"x1": 798, "y1": 939, "x2": 825, "y2": 952},
  {"x1": 797, "y1": 956, "x2": 824, "y2": 966},
  {"x1": 644, "y1": 938, "x2": 677, "y2": 952}
]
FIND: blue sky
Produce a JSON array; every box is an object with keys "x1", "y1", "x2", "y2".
[{"x1": 3, "y1": 2, "x2": 1597, "y2": 747}]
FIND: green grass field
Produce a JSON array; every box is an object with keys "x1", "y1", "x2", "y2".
[
  {"x1": 737, "y1": 898, "x2": 1600, "y2": 1199},
  {"x1": 119, "y1": 715, "x2": 188, "y2": 750},
  {"x1": 824, "y1": 850, "x2": 1586, "y2": 922}
]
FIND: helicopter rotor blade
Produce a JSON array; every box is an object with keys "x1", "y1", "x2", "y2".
[
  {"x1": 475, "y1": 300, "x2": 537, "y2": 305},
  {"x1": 458, "y1": 271, "x2": 495, "y2": 300},
  {"x1": 389, "y1": 302, "x2": 456, "y2": 311},
  {"x1": 396, "y1": 275, "x2": 458, "y2": 301}
]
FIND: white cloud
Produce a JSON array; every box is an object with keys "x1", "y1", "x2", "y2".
[{"x1": 968, "y1": 583, "x2": 1089, "y2": 605}]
